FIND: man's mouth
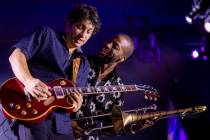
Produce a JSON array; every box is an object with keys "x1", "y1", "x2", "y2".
[
  {"x1": 74, "y1": 38, "x2": 84, "y2": 44},
  {"x1": 98, "y1": 51, "x2": 107, "y2": 57},
  {"x1": 99, "y1": 48, "x2": 110, "y2": 56}
]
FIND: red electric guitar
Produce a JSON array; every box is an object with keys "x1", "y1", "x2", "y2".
[{"x1": 0, "y1": 77, "x2": 159, "y2": 124}]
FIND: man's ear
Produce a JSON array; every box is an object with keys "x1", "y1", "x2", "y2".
[
  {"x1": 116, "y1": 56, "x2": 125, "y2": 64},
  {"x1": 120, "y1": 56, "x2": 126, "y2": 62},
  {"x1": 115, "y1": 56, "x2": 126, "y2": 65}
]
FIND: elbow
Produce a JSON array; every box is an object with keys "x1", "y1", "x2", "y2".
[{"x1": 9, "y1": 48, "x2": 22, "y2": 64}]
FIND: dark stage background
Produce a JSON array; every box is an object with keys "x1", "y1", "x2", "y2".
[{"x1": 0, "y1": 0, "x2": 210, "y2": 140}]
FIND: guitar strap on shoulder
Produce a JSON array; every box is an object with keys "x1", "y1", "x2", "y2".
[{"x1": 72, "y1": 58, "x2": 81, "y2": 86}]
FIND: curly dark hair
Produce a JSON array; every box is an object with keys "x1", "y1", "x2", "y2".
[{"x1": 65, "y1": 4, "x2": 101, "y2": 34}]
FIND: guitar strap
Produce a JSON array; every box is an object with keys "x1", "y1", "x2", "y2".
[{"x1": 72, "y1": 58, "x2": 81, "y2": 86}]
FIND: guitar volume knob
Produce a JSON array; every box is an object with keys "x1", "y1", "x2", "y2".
[
  {"x1": 32, "y1": 109, "x2": 38, "y2": 115},
  {"x1": 60, "y1": 80, "x2": 66, "y2": 86},
  {"x1": 15, "y1": 104, "x2": 21, "y2": 110},
  {"x1": 26, "y1": 103, "x2": 32, "y2": 108},
  {"x1": 21, "y1": 110, "x2": 27, "y2": 115}
]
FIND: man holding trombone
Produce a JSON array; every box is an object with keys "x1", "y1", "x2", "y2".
[{"x1": 71, "y1": 33, "x2": 155, "y2": 139}]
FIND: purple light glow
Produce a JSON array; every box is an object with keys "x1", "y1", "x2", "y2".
[
  {"x1": 191, "y1": 49, "x2": 199, "y2": 59},
  {"x1": 167, "y1": 100, "x2": 188, "y2": 140},
  {"x1": 179, "y1": 128, "x2": 188, "y2": 140},
  {"x1": 203, "y1": 55, "x2": 208, "y2": 61},
  {"x1": 200, "y1": 47, "x2": 205, "y2": 52}
]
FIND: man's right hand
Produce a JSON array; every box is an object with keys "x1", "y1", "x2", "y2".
[
  {"x1": 24, "y1": 78, "x2": 51, "y2": 101},
  {"x1": 72, "y1": 120, "x2": 85, "y2": 138},
  {"x1": 126, "y1": 119, "x2": 156, "y2": 134}
]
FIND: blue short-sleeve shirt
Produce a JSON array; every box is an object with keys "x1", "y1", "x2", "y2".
[{"x1": 11, "y1": 26, "x2": 90, "y2": 134}]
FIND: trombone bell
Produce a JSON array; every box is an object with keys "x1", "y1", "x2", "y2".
[{"x1": 111, "y1": 105, "x2": 141, "y2": 134}]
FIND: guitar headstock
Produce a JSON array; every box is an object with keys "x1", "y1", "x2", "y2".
[{"x1": 136, "y1": 85, "x2": 160, "y2": 101}]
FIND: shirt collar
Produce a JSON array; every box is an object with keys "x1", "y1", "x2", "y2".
[{"x1": 58, "y1": 32, "x2": 84, "y2": 58}]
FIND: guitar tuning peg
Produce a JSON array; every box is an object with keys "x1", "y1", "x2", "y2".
[
  {"x1": 149, "y1": 96, "x2": 153, "y2": 100},
  {"x1": 154, "y1": 97, "x2": 158, "y2": 101}
]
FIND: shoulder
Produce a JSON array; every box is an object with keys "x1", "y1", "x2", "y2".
[
  {"x1": 36, "y1": 25, "x2": 54, "y2": 32},
  {"x1": 79, "y1": 55, "x2": 90, "y2": 70},
  {"x1": 111, "y1": 71, "x2": 123, "y2": 85},
  {"x1": 32, "y1": 26, "x2": 57, "y2": 37},
  {"x1": 87, "y1": 56, "x2": 100, "y2": 67}
]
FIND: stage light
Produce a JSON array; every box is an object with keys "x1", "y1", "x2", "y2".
[
  {"x1": 185, "y1": 16, "x2": 193, "y2": 24},
  {"x1": 204, "y1": 15, "x2": 210, "y2": 33},
  {"x1": 191, "y1": 45, "x2": 208, "y2": 61},
  {"x1": 191, "y1": 49, "x2": 199, "y2": 59},
  {"x1": 185, "y1": 0, "x2": 202, "y2": 24}
]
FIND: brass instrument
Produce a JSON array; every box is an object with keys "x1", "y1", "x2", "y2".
[
  {"x1": 111, "y1": 105, "x2": 207, "y2": 134},
  {"x1": 73, "y1": 105, "x2": 207, "y2": 136},
  {"x1": 72, "y1": 104, "x2": 157, "y2": 121},
  {"x1": 72, "y1": 104, "x2": 157, "y2": 136}
]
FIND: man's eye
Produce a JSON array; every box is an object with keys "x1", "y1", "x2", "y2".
[
  {"x1": 76, "y1": 25, "x2": 83, "y2": 29},
  {"x1": 87, "y1": 29, "x2": 93, "y2": 34},
  {"x1": 113, "y1": 43, "x2": 120, "y2": 50}
]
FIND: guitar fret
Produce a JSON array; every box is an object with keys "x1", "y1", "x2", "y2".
[
  {"x1": 101, "y1": 87, "x2": 105, "y2": 92},
  {"x1": 90, "y1": 87, "x2": 96, "y2": 93},
  {"x1": 112, "y1": 86, "x2": 117, "y2": 91},
  {"x1": 116, "y1": 85, "x2": 121, "y2": 91},
  {"x1": 69, "y1": 88, "x2": 73, "y2": 94},
  {"x1": 121, "y1": 85, "x2": 126, "y2": 91},
  {"x1": 108, "y1": 86, "x2": 114, "y2": 92},
  {"x1": 65, "y1": 89, "x2": 70, "y2": 95},
  {"x1": 130, "y1": 85, "x2": 136, "y2": 90},
  {"x1": 127, "y1": 85, "x2": 136, "y2": 91},
  {"x1": 96, "y1": 87, "x2": 101, "y2": 92},
  {"x1": 76, "y1": 87, "x2": 83, "y2": 93},
  {"x1": 86, "y1": 87, "x2": 92, "y2": 93},
  {"x1": 73, "y1": 88, "x2": 78, "y2": 93},
  {"x1": 117, "y1": 85, "x2": 122, "y2": 91},
  {"x1": 80, "y1": 87, "x2": 86, "y2": 93},
  {"x1": 104, "y1": 86, "x2": 109, "y2": 92}
]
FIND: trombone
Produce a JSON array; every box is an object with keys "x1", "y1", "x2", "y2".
[{"x1": 72, "y1": 105, "x2": 207, "y2": 136}]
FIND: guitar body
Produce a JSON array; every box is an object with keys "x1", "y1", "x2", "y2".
[{"x1": 0, "y1": 78, "x2": 74, "y2": 124}]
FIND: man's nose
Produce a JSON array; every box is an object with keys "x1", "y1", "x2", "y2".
[
  {"x1": 79, "y1": 30, "x2": 88, "y2": 38},
  {"x1": 105, "y1": 43, "x2": 112, "y2": 50}
]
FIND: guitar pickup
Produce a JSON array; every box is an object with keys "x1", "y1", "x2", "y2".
[{"x1": 53, "y1": 86, "x2": 65, "y2": 99}]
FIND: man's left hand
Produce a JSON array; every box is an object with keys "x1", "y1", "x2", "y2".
[{"x1": 68, "y1": 93, "x2": 83, "y2": 112}]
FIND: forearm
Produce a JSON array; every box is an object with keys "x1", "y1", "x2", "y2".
[{"x1": 9, "y1": 48, "x2": 33, "y2": 85}]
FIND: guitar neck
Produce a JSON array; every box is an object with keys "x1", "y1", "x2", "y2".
[
  {"x1": 64, "y1": 85, "x2": 142, "y2": 95},
  {"x1": 52, "y1": 83, "x2": 159, "y2": 100}
]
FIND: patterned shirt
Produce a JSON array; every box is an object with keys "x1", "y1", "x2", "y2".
[{"x1": 73, "y1": 56, "x2": 124, "y2": 140}]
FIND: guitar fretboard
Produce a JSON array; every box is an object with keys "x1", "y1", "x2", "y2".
[
  {"x1": 64, "y1": 85, "x2": 141, "y2": 95},
  {"x1": 53, "y1": 84, "x2": 159, "y2": 100}
]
